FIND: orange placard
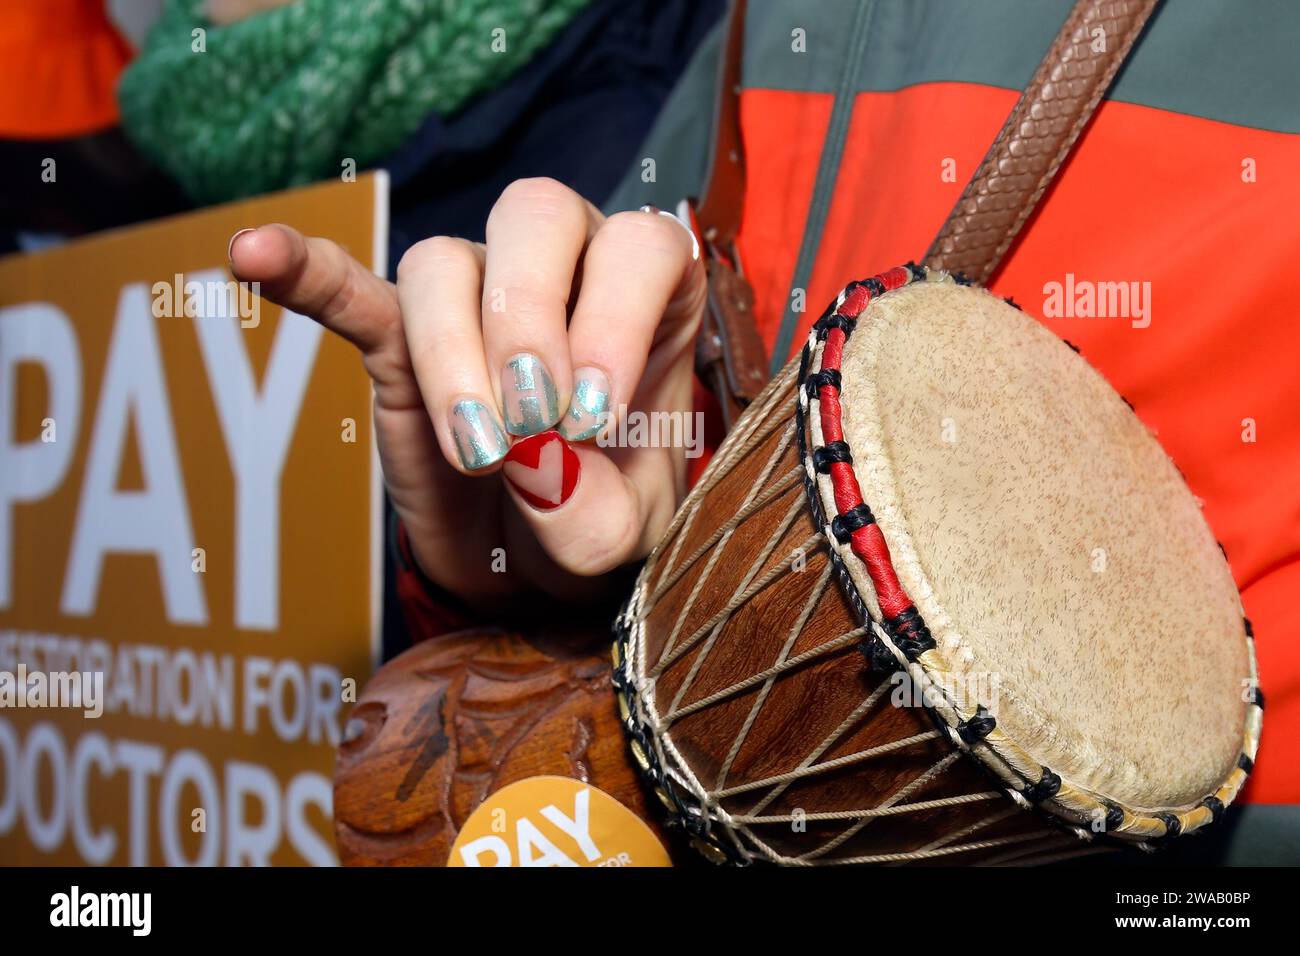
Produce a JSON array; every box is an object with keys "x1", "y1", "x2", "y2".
[{"x1": 0, "y1": 174, "x2": 388, "y2": 864}]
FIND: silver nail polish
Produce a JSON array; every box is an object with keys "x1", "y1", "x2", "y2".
[
  {"x1": 558, "y1": 366, "x2": 611, "y2": 442},
  {"x1": 500, "y1": 353, "x2": 560, "y2": 436},
  {"x1": 450, "y1": 399, "x2": 508, "y2": 469}
]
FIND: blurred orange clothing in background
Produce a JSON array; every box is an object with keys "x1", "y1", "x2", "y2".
[{"x1": 0, "y1": 0, "x2": 132, "y2": 139}]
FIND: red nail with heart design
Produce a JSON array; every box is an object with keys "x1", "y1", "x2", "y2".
[{"x1": 502, "y1": 431, "x2": 580, "y2": 511}]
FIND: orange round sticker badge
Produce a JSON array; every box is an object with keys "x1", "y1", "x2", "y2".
[{"x1": 448, "y1": 776, "x2": 672, "y2": 867}]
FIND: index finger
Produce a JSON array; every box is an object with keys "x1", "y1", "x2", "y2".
[{"x1": 228, "y1": 223, "x2": 400, "y2": 354}]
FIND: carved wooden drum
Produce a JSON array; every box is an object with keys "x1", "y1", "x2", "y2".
[{"x1": 613, "y1": 265, "x2": 1262, "y2": 866}]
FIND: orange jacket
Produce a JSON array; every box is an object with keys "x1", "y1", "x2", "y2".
[{"x1": 0, "y1": 0, "x2": 132, "y2": 139}]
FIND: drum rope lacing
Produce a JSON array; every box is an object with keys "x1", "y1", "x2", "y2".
[{"x1": 614, "y1": 262, "x2": 1261, "y2": 864}]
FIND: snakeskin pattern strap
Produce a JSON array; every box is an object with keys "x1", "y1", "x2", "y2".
[{"x1": 924, "y1": 0, "x2": 1160, "y2": 284}]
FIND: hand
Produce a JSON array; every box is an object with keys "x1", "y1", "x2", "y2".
[{"x1": 229, "y1": 178, "x2": 706, "y2": 604}]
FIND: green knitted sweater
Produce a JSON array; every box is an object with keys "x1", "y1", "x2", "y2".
[{"x1": 118, "y1": 0, "x2": 591, "y2": 204}]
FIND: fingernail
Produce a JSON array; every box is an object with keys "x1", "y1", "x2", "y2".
[
  {"x1": 500, "y1": 352, "x2": 560, "y2": 436},
  {"x1": 450, "y1": 399, "x2": 508, "y2": 470},
  {"x1": 558, "y1": 366, "x2": 611, "y2": 442},
  {"x1": 503, "y1": 431, "x2": 580, "y2": 511},
  {"x1": 640, "y1": 205, "x2": 699, "y2": 261},
  {"x1": 227, "y1": 227, "x2": 256, "y2": 267}
]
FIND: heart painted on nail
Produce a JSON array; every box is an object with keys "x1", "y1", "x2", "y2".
[{"x1": 503, "y1": 431, "x2": 580, "y2": 510}]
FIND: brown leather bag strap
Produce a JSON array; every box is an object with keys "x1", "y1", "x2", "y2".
[
  {"x1": 688, "y1": 0, "x2": 771, "y2": 432},
  {"x1": 925, "y1": 0, "x2": 1159, "y2": 283},
  {"x1": 694, "y1": 0, "x2": 748, "y2": 248}
]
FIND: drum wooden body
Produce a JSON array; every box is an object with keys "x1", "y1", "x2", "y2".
[
  {"x1": 334, "y1": 626, "x2": 677, "y2": 866},
  {"x1": 614, "y1": 265, "x2": 1262, "y2": 866}
]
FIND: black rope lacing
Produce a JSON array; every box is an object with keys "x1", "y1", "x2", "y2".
[
  {"x1": 956, "y1": 706, "x2": 997, "y2": 745},
  {"x1": 830, "y1": 503, "x2": 875, "y2": 544},
  {"x1": 1022, "y1": 768, "x2": 1062, "y2": 802},
  {"x1": 886, "y1": 607, "x2": 936, "y2": 661},
  {"x1": 1201, "y1": 795, "x2": 1225, "y2": 823},
  {"x1": 804, "y1": 368, "x2": 841, "y2": 400},
  {"x1": 812, "y1": 441, "x2": 853, "y2": 473},
  {"x1": 815, "y1": 312, "x2": 856, "y2": 339}
]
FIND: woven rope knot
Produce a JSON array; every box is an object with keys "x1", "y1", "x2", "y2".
[
  {"x1": 812, "y1": 441, "x2": 853, "y2": 473},
  {"x1": 815, "y1": 312, "x2": 856, "y2": 340},
  {"x1": 956, "y1": 706, "x2": 997, "y2": 745},
  {"x1": 1022, "y1": 768, "x2": 1062, "y2": 802},
  {"x1": 1200, "y1": 795, "x2": 1225, "y2": 823},
  {"x1": 1156, "y1": 812, "x2": 1183, "y2": 840},
  {"x1": 886, "y1": 607, "x2": 936, "y2": 661},
  {"x1": 830, "y1": 503, "x2": 875, "y2": 543},
  {"x1": 805, "y1": 368, "x2": 842, "y2": 400}
]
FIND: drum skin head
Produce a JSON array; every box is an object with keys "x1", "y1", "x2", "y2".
[{"x1": 806, "y1": 271, "x2": 1261, "y2": 827}]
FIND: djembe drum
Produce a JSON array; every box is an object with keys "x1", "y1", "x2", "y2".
[{"x1": 612, "y1": 264, "x2": 1262, "y2": 866}]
